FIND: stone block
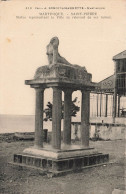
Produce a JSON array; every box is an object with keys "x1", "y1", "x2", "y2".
[
  {"x1": 26, "y1": 157, "x2": 33, "y2": 165},
  {"x1": 14, "y1": 154, "x2": 22, "y2": 163},
  {"x1": 89, "y1": 156, "x2": 96, "y2": 165},
  {"x1": 13, "y1": 150, "x2": 109, "y2": 176},
  {"x1": 99, "y1": 154, "x2": 105, "y2": 163},
  {"x1": 47, "y1": 160, "x2": 52, "y2": 169},
  {"x1": 96, "y1": 155, "x2": 101, "y2": 164},
  {"x1": 74, "y1": 157, "x2": 83, "y2": 169},
  {"x1": 56, "y1": 160, "x2": 69, "y2": 171},
  {"x1": 68, "y1": 159, "x2": 74, "y2": 169},
  {"x1": 22, "y1": 156, "x2": 26, "y2": 164},
  {"x1": 34, "y1": 158, "x2": 41, "y2": 167},
  {"x1": 42, "y1": 159, "x2": 47, "y2": 168},
  {"x1": 83, "y1": 156, "x2": 89, "y2": 166}
]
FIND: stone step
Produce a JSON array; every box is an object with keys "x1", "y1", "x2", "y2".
[
  {"x1": 9, "y1": 159, "x2": 112, "y2": 177},
  {"x1": 13, "y1": 152, "x2": 109, "y2": 175}
]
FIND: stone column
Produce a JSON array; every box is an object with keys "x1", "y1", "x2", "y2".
[
  {"x1": 105, "y1": 94, "x2": 108, "y2": 117},
  {"x1": 113, "y1": 61, "x2": 117, "y2": 122},
  {"x1": 97, "y1": 93, "x2": 99, "y2": 117},
  {"x1": 81, "y1": 90, "x2": 90, "y2": 147},
  {"x1": 34, "y1": 87, "x2": 44, "y2": 148},
  {"x1": 118, "y1": 95, "x2": 120, "y2": 117},
  {"x1": 100, "y1": 93, "x2": 102, "y2": 117},
  {"x1": 63, "y1": 89, "x2": 72, "y2": 145},
  {"x1": 113, "y1": 90, "x2": 117, "y2": 122},
  {"x1": 52, "y1": 87, "x2": 62, "y2": 149}
]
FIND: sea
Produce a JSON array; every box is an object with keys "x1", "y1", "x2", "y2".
[
  {"x1": 1, "y1": 114, "x2": 125, "y2": 134},
  {"x1": 0, "y1": 114, "x2": 80, "y2": 134}
]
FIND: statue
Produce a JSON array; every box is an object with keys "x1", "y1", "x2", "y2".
[
  {"x1": 34, "y1": 36, "x2": 87, "y2": 79},
  {"x1": 46, "y1": 37, "x2": 72, "y2": 66}
]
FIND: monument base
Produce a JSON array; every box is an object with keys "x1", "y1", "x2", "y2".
[{"x1": 13, "y1": 145, "x2": 109, "y2": 176}]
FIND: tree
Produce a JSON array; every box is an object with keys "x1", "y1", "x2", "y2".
[{"x1": 44, "y1": 97, "x2": 80, "y2": 121}]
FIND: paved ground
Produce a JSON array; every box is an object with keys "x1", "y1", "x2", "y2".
[{"x1": 0, "y1": 136, "x2": 125, "y2": 194}]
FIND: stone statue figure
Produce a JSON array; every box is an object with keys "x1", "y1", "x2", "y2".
[
  {"x1": 34, "y1": 36, "x2": 87, "y2": 79},
  {"x1": 46, "y1": 37, "x2": 71, "y2": 66}
]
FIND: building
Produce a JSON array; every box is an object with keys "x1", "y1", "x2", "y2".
[{"x1": 90, "y1": 50, "x2": 126, "y2": 121}]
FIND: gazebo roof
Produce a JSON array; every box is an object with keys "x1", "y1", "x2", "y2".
[{"x1": 113, "y1": 50, "x2": 126, "y2": 60}]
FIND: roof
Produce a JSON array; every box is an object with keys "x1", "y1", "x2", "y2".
[
  {"x1": 98, "y1": 74, "x2": 114, "y2": 84},
  {"x1": 94, "y1": 74, "x2": 115, "y2": 93},
  {"x1": 113, "y1": 50, "x2": 126, "y2": 60}
]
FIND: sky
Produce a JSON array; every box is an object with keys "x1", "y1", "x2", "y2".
[{"x1": 0, "y1": 0, "x2": 126, "y2": 115}]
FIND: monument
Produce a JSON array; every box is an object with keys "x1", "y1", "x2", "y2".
[{"x1": 13, "y1": 37, "x2": 109, "y2": 176}]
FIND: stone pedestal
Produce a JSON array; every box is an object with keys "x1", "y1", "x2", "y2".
[{"x1": 14, "y1": 146, "x2": 109, "y2": 176}]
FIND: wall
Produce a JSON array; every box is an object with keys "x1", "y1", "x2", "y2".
[
  {"x1": 71, "y1": 122, "x2": 126, "y2": 141},
  {"x1": 90, "y1": 124, "x2": 126, "y2": 140}
]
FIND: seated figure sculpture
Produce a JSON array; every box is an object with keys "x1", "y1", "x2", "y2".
[
  {"x1": 34, "y1": 37, "x2": 87, "y2": 79},
  {"x1": 46, "y1": 37, "x2": 72, "y2": 66}
]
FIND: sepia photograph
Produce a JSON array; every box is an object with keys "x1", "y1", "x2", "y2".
[{"x1": 0, "y1": 0, "x2": 126, "y2": 193}]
